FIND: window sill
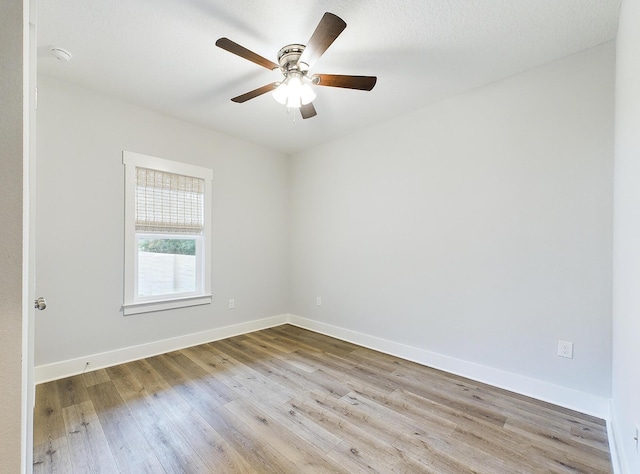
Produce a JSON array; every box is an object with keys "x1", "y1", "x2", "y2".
[{"x1": 123, "y1": 294, "x2": 212, "y2": 316}]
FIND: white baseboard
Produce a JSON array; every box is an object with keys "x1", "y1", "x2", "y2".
[
  {"x1": 287, "y1": 315, "x2": 611, "y2": 420},
  {"x1": 36, "y1": 312, "x2": 611, "y2": 422},
  {"x1": 34, "y1": 314, "x2": 289, "y2": 384},
  {"x1": 608, "y1": 402, "x2": 627, "y2": 474}
]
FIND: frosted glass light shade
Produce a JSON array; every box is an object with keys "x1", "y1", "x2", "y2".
[
  {"x1": 272, "y1": 83, "x2": 288, "y2": 104},
  {"x1": 286, "y1": 93, "x2": 302, "y2": 108},
  {"x1": 272, "y1": 74, "x2": 316, "y2": 108},
  {"x1": 300, "y1": 84, "x2": 316, "y2": 105}
]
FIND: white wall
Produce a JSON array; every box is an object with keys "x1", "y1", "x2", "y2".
[
  {"x1": 612, "y1": 1, "x2": 640, "y2": 472},
  {"x1": 0, "y1": 0, "x2": 26, "y2": 472},
  {"x1": 35, "y1": 76, "x2": 289, "y2": 368},
  {"x1": 290, "y1": 43, "x2": 614, "y2": 407},
  {"x1": 35, "y1": 36, "x2": 616, "y2": 420}
]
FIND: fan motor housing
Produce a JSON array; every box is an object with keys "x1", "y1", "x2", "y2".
[{"x1": 277, "y1": 44, "x2": 308, "y2": 72}]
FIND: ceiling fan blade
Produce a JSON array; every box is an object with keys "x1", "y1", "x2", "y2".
[
  {"x1": 231, "y1": 83, "x2": 278, "y2": 103},
  {"x1": 311, "y1": 74, "x2": 377, "y2": 91},
  {"x1": 300, "y1": 102, "x2": 317, "y2": 119},
  {"x1": 216, "y1": 37, "x2": 279, "y2": 71},
  {"x1": 298, "y1": 12, "x2": 347, "y2": 69}
]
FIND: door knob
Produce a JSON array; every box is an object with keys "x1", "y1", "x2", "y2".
[{"x1": 34, "y1": 297, "x2": 47, "y2": 311}]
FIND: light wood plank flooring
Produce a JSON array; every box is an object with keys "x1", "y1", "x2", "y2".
[{"x1": 33, "y1": 324, "x2": 612, "y2": 473}]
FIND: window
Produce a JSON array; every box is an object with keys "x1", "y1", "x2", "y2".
[{"x1": 123, "y1": 151, "x2": 212, "y2": 315}]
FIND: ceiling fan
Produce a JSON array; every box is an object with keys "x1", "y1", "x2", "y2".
[{"x1": 215, "y1": 12, "x2": 377, "y2": 119}]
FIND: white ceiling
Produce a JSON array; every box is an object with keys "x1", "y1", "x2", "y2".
[{"x1": 37, "y1": 0, "x2": 621, "y2": 155}]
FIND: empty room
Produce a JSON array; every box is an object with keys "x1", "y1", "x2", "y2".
[{"x1": 2, "y1": 0, "x2": 640, "y2": 473}]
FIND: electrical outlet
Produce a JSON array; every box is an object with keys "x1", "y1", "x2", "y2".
[
  {"x1": 228, "y1": 298, "x2": 235, "y2": 309},
  {"x1": 557, "y1": 340, "x2": 573, "y2": 359},
  {"x1": 316, "y1": 297, "x2": 322, "y2": 306}
]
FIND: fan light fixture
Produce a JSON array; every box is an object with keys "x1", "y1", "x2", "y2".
[{"x1": 272, "y1": 72, "x2": 316, "y2": 108}]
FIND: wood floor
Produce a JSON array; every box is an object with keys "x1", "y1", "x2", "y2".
[{"x1": 33, "y1": 324, "x2": 612, "y2": 473}]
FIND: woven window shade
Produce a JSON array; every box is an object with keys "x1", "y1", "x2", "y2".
[{"x1": 135, "y1": 167, "x2": 205, "y2": 234}]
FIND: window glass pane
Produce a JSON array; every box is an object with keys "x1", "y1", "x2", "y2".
[{"x1": 137, "y1": 237, "x2": 197, "y2": 297}]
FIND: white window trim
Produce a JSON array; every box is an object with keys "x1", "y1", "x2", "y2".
[{"x1": 123, "y1": 151, "x2": 213, "y2": 316}]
